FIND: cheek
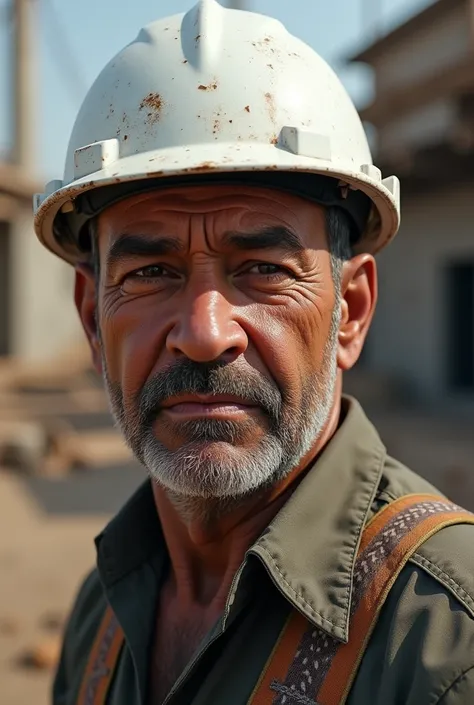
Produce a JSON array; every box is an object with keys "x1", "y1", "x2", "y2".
[
  {"x1": 244, "y1": 288, "x2": 335, "y2": 404},
  {"x1": 99, "y1": 297, "x2": 169, "y2": 401}
]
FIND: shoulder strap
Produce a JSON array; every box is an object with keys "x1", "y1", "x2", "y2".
[
  {"x1": 76, "y1": 603, "x2": 124, "y2": 705},
  {"x1": 76, "y1": 494, "x2": 474, "y2": 705},
  {"x1": 249, "y1": 494, "x2": 474, "y2": 705}
]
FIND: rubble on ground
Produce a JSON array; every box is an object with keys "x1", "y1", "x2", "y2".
[{"x1": 0, "y1": 342, "x2": 132, "y2": 477}]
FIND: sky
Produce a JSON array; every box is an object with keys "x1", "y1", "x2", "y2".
[{"x1": 0, "y1": 0, "x2": 434, "y2": 182}]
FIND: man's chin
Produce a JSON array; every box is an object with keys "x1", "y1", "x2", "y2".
[
  {"x1": 141, "y1": 434, "x2": 286, "y2": 500},
  {"x1": 153, "y1": 438, "x2": 255, "y2": 462}
]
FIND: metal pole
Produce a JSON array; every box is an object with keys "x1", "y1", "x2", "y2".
[{"x1": 11, "y1": 0, "x2": 35, "y2": 169}]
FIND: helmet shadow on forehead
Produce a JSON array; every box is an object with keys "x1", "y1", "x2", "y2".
[{"x1": 62, "y1": 172, "x2": 370, "y2": 262}]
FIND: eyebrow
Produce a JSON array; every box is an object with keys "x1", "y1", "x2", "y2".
[
  {"x1": 106, "y1": 234, "x2": 185, "y2": 270},
  {"x1": 222, "y1": 226, "x2": 305, "y2": 255},
  {"x1": 105, "y1": 225, "x2": 305, "y2": 270}
]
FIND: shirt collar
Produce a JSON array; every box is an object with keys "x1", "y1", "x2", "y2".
[
  {"x1": 248, "y1": 396, "x2": 386, "y2": 643},
  {"x1": 95, "y1": 396, "x2": 386, "y2": 645},
  {"x1": 95, "y1": 479, "x2": 164, "y2": 587}
]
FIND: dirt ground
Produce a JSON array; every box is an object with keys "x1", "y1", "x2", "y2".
[{"x1": 0, "y1": 465, "x2": 141, "y2": 705}]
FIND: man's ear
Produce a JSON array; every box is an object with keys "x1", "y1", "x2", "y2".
[
  {"x1": 74, "y1": 264, "x2": 102, "y2": 375},
  {"x1": 337, "y1": 254, "x2": 377, "y2": 371}
]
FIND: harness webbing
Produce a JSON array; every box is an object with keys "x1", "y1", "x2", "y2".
[
  {"x1": 76, "y1": 494, "x2": 474, "y2": 705},
  {"x1": 249, "y1": 494, "x2": 474, "y2": 705}
]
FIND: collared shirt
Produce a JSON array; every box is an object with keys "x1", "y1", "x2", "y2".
[{"x1": 53, "y1": 397, "x2": 474, "y2": 705}]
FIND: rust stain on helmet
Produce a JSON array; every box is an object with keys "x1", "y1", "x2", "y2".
[
  {"x1": 184, "y1": 162, "x2": 217, "y2": 173},
  {"x1": 265, "y1": 92, "x2": 276, "y2": 125},
  {"x1": 198, "y1": 80, "x2": 218, "y2": 91},
  {"x1": 139, "y1": 92, "x2": 164, "y2": 124}
]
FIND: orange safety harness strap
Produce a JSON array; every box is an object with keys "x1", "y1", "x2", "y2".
[
  {"x1": 76, "y1": 494, "x2": 474, "y2": 705},
  {"x1": 249, "y1": 494, "x2": 474, "y2": 705},
  {"x1": 76, "y1": 604, "x2": 124, "y2": 705}
]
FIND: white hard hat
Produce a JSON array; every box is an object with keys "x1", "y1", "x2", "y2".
[{"x1": 33, "y1": 0, "x2": 400, "y2": 264}]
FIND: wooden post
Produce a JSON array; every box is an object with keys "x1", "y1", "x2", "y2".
[
  {"x1": 11, "y1": 0, "x2": 35, "y2": 169},
  {"x1": 361, "y1": 0, "x2": 384, "y2": 44}
]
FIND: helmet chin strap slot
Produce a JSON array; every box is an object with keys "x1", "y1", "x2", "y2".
[
  {"x1": 279, "y1": 127, "x2": 332, "y2": 162},
  {"x1": 73, "y1": 139, "x2": 120, "y2": 181}
]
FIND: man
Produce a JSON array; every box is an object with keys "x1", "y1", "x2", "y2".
[{"x1": 34, "y1": 2, "x2": 474, "y2": 704}]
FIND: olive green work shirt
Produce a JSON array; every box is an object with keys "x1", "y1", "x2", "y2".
[{"x1": 53, "y1": 397, "x2": 474, "y2": 705}]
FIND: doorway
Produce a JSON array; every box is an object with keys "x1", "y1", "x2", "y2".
[{"x1": 445, "y1": 261, "x2": 474, "y2": 391}]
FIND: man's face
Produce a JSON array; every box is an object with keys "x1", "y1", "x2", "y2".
[{"x1": 86, "y1": 185, "x2": 343, "y2": 499}]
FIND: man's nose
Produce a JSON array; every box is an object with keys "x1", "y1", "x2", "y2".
[{"x1": 166, "y1": 288, "x2": 248, "y2": 363}]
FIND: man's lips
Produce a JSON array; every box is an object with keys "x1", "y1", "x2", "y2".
[{"x1": 160, "y1": 394, "x2": 258, "y2": 418}]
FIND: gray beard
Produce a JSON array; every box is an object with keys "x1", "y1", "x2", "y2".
[{"x1": 102, "y1": 311, "x2": 339, "y2": 505}]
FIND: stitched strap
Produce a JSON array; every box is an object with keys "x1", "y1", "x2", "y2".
[
  {"x1": 76, "y1": 605, "x2": 124, "y2": 705},
  {"x1": 249, "y1": 494, "x2": 474, "y2": 705},
  {"x1": 76, "y1": 495, "x2": 474, "y2": 705}
]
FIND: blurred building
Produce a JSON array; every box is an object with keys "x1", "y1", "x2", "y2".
[
  {"x1": 0, "y1": 161, "x2": 80, "y2": 360},
  {"x1": 349, "y1": 0, "x2": 474, "y2": 411}
]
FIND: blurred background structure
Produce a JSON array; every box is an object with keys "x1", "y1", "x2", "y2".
[
  {"x1": 1, "y1": 1, "x2": 474, "y2": 703},
  {"x1": 349, "y1": 0, "x2": 474, "y2": 407},
  {"x1": 0, "y1": 0, "x2": 79, "y2": 361}
]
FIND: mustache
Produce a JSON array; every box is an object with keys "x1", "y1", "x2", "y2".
[{"x1": 137, "y1": 360, "x2": 282, "y2": 426}]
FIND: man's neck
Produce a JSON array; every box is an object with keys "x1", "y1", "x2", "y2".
[{"x1": 153, "y1": 485, "x2": 292, "y2": 606}]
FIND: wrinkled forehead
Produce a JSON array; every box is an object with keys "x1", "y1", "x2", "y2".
[{"x1": 97, "y1": 184, "x2": 328, "y2": 242}]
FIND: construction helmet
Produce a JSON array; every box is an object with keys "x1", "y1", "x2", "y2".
[{"x1": 33, "y1": 0, "x2": 400, "y2": 264}]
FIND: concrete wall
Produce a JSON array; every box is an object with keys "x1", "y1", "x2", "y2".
[
  {"x1": 9, "y1": 206, "x2": 81, "y2": 361},
  {"x1": 369, "y1": 183, "x2": 474, "y2": 403},
  {"x1": 374, "y1": 3, "x2": 469, "y2": 95}
]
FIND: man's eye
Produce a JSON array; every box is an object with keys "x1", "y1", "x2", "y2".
[
  {"x1": 120, "y1": 264, "x2": 181, "y2": 293},
  {"x1": 134, "y1": 265, "x2": 164, "y2": 278},
  {"x1": 129, "y1": 265, "x2": 175, "y2": 279},
  {"x1": 248, "y1": 263, "x2": 286, "y2": 276}
]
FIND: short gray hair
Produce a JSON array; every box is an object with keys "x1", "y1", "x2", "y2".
[{"x1": 326, "y1": 206, "x2": 352, "y2": 292}]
